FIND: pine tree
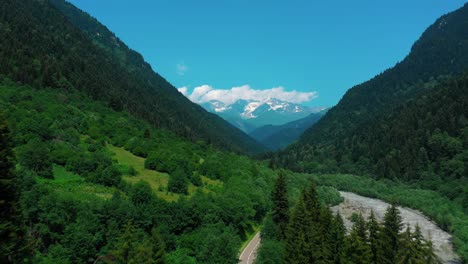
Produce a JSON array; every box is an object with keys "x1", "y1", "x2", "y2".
[
  {"x1": 301, "y1": 182, "x2": 323, "y2": 263},
  {"x1": 381, "y1": 204, "x2": 403, "y2": 264},
  {"x1": 423, "y1": 240, "x2": 441, "y2": 264},
  {"x1": 317, "y1": 207, "x2": 333, "y2": 262},
  {"x1": 285, "y1": 195, "x2": 310, "y2": 264},
  {"x1": 397, "y1": 225, "x2": 419, "y2": 264},
  {"x1": 302, "y1": 182, "x2": 322, "y2": 223},
  {"x1": 271, "y1": 170, "x2": 289, "y2": 239},
  {"x1": 113, "y1": 223, "x2": 135, "y2": 263},
  {"x1": 151, "y1": 228, "x2": 166, "y2": 264},
  {"x1": 353, "y1": 213, "x2": 367, "y2": 241},
  {"x1": 412, "y1": 225, "x2": 426, "y2": 263},
  {"x1": 368, "y1": 211, "x2": 383, "y2": 264},
  {"x1": 0, "y1": 113, "x2": 20, "y2": 263},
  {"x1": 329, "y1": 213, "x2": 346, "y2": 264},
  {"x1": 285, "y1": 182, "x2": 322, "y2": 264},
  {"x1": 345, "y1": 218, "x2": 371, "y2": 264}
]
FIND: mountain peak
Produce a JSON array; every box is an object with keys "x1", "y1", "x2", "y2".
[{"x1": 200, "y1": 98, "x2": 327, "y2": 132}]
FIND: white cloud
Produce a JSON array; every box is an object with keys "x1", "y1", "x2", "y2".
[
  {"x1": 188, "y1": 85, "x2": 213, "y2": 102},
  {"x1": 176, "y1": 63, "x2": 188, "y2": 76},
  {"x1": 178, "y1": 85, "x2": 318, "y2": 105},
  {"x1": 177, "y1": 86, "x2": 188, "y2": 96}
]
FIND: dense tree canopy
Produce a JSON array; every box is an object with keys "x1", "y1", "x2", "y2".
[{"x1": 0, "y1": 113, "x2": 20, "y2": 263}]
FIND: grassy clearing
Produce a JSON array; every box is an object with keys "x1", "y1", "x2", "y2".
[
  {"x1": 107, "y1": 145, "x2": 223, "y2": 202},
  {"x1": 37, "y1": 165, "x2": 115, "y2": 201},
  {"x1": 108, "y1": 144, "x2": 178, "y2": 201}
]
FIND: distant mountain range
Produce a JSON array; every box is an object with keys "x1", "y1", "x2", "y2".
[
  {"x1": 201, "y1": 98, "x2": 327, "y2": 133},
  {"x1": 249, "y1": 111, "x2": 327, "y2": 150}
]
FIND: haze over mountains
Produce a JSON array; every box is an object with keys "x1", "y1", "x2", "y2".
[
  {"x1": 199, "y1": 97, "x2": 327, "y2": 133},
  {"x1": 249, "y1": 110, "x2": 327, "y2": 150}
]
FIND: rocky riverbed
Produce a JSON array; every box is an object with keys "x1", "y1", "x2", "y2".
[{"x1": 331, "y1": 191, "x2": 461, "y2": 264}]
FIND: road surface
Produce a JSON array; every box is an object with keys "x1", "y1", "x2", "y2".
[
  {"x1": 331, "y1": 191, "x2": 461, "y2": 264},
  {"x1": 239, "y1": 232, "x2": 261, "y2": 264}
]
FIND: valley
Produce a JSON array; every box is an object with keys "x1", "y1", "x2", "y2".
[{"x1": 0, "y1": 0, "x2": 466, "y2": 263}]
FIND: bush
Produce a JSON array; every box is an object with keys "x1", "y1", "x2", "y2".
[
  {"x1": 128, "y1": 166, "x2": 138, "y2": 176},
  {"x1": 168, "y1": 168, "x2": 189, "y2": 194},
  {"x1": 17, "y1": 138, "x2": 53, "y2": 179},
  {"x1": 65, "y1": 153, "x2": 97, "y2": 175},
  {"x1": 89, "y1": 165, "x2": 122, "y2": 187},
  {"x1": 190, "y1": 172, "x2": 202, "y2": 187},
  {"x1": 145, "y1": 149, "x2": 178, "y2": 173}
]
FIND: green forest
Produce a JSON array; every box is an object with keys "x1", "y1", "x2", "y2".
[
  {"x1": 257, "y1": 175, "x2": 441, "y2": 264},
  {"x1": 0, "y1": 80, "x2": 279, "y2": 263},
  {"x1": 0, "y1": 79, "x2": 356, "y2": 263},
  {"x1": 0, "y1": 0, "x2": 467, "y2": 263},
  {"x1": 273, "y1": 74, "x2": 468, "y2": 207}
]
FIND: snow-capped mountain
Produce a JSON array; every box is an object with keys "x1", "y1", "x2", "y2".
[{"x1": 201, "y1": 98, "x2": 327, "y2": 132}]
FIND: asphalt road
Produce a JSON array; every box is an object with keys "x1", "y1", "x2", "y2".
[{"x1": 239, "y1": 232, "x2": 261, "y2": 264}]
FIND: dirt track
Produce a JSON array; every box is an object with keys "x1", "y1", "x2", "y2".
[{"x1": 331, "y1": 191, "x2": 461, "y2": 264}]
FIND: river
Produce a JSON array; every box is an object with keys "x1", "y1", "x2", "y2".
[{"x1": 331, "y1": 191, "x2": 461, "y2": 264}]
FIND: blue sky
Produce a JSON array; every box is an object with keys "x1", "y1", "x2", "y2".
[{"x1": 68, "y1": 0, "x2": 466, "y2": 107}]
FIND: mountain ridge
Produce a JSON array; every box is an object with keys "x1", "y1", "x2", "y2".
[
  {"x1": 0, "y1": 0, "x2": 265, "y2": 154},
  {"x1": 201, "y1": 98, "x2": 326, "y2": 132},
  {"x1": 274, "y1": 3, "x2": 468, "y2": 189},
  {"x1": 249, "y1": 111, "x2": 326, "y2": 150}
]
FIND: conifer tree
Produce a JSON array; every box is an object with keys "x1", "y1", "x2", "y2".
[
  {"x1": 345, "y1": 217, "x2": 371, "y2": 264},
  {"x1": 354, "y1": 213, "x2": 367, "y2": 241},
  {"x1": 397, "y1": 225, "x2": 419, "y2": 264},
  {"x1": 151, "y1": 228, "x2": 166, "y2": 264},
  {"x1": 368, "y1": 211, "x2": 383, "y2": 264},
  {"x1": 0, "y1": 113, "x2": 20, "y2": 263},
  {"x1": 271, "y1": 170, "x2": 289, "y2": 239},
  {"x1": 285, "y1": 195, "x2": 310, "y2": 264},
  {"x1": 423, "y1": 240, "x2": 441, "y2": 264},
  {"x1": 113, "y1": 223, "x2": 135, "y2": 263},
  {"x1": 317, "y1": 207, "x2": 333, "y2": 262},
  {"x1": 301, "y1": 182, "x2": 323, "y2": 262},
  {"x1": 412, "y1": 225, "x2": 426, "y2": 263},
  {"x1": 285, "y1": 182, "x2": 322, "y2": 264},
  {"x1": 329, "y1": 213, "x2": 346, "y2": 264},
  {"x1": 381, "y1": 204, "x2": 403, "y2": 264}
]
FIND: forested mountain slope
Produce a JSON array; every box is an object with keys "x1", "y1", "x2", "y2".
[
  {"x1": 273, "y1": 4, "x2": 468, "y2": 207},
  {"x1": 294, "y1": 3, "x2": 468, "y2": 147},
  {"x1": 250, "y1": 112, "x2": 325, "y2": 150},
  {"x1": 0, "y1": 0, "x2": 264, "y2": 154},
  {"x1": 0, "y1": 78, "x2": 345, "y2": 263},
  {"x1": 0, "y1": 78, "x2": 266, "y2": 263}
]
